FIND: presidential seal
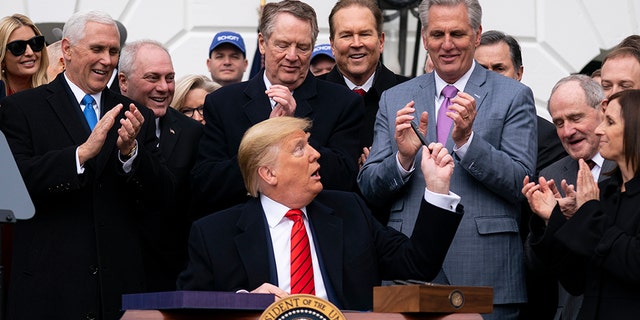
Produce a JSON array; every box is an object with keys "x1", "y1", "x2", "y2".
[
  {"x1": 449, "y1": 289, "x2": 465, "y2": 309},
  {"x1": 259, "y1": 294, "x2": 345, "y2": 320}
]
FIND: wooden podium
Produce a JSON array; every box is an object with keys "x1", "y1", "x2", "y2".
[
  {"x1": 120, "y1": 288, "x2": 488, "y2": 320},
  {"x1": 374, "y1": 284, "x2": 493, "y2": 314},
  {"x1": 121, "y1": 309, "x2": 483, "y2": 320}
]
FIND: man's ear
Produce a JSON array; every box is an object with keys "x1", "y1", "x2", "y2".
[
  {"x1": 118, "y1": 73, "x2": 127, "y2": 93},
  {"x1": 258, "y1": 166, "x2": 277, "y2": 186}
]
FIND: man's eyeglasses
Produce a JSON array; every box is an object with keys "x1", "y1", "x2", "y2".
[
  {"x1": 6, "y1": 35, "x2": 46, "y2": 56},
  {"x1": 182, "y1": 106, "x2": 204, "y2": 118}
]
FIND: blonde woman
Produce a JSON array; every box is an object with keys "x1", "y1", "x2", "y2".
[
  {"x1": 0, "y1": 14, "x2": 49, "y2": 96},
  {"x1": 171, "y1": 74, "x2": 220, "y2": 124}
]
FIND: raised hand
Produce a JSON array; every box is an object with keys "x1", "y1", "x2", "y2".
[
  {"x1": 117, "y1": 103, "x2": 144, "y2": 157},
  {"x1": 78, "y1": 104, "x2": 123, "y2": 165},
  {"x1": 576, "y1": 158, "x2": 599, "y2": 208},
  {"x1": 421, "y1": 142, "x2": 454, "y2": 195},
  {"x1": 395, "y1": 101, "x2": 428, "y2": 170},
  {"x1": 267, "y1": 84, "x2": 296, "y2": 117},
  {"x1": 449, "y1": 91, "x2": 477, "y2": 146},
  {"x1": 557, "y1": 179, "x2": 578, "y2": 219},
  {"x1": 522, "y1": 175, "x2": 557, "y2": 223}
]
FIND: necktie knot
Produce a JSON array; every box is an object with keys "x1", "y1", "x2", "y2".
[
  {"x1": 586, "y1": 159, "x2": 596, "y2": 170},
  {"x1": 82, "y1": 94, "x2": 97, "y2": 130},
  {"x1": 441, "y1": 85, "x2": 458, "y2": 99},
  {"x1": 82, "y1": 94, "x2": 95, "y2": 107},
  {"x1": 353, "y1": 88, "x2": 366, "y2": 96},
  {"x1": 285, "y1": 209, "x2": 303, "y2": 222}
]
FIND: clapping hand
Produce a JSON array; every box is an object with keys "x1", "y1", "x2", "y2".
[
  {"x1": 395, "y1": 101, "x2": 428, "y2": 170},
  {"x1": 576, "y1": 158, "x2": 599, "y2": 208},
  {"x1": 116, "y1": 103, "x2": 144, "y2": 156},
  {"x1": 522, "y1": 176, "x2": 559, "y2": 224}
]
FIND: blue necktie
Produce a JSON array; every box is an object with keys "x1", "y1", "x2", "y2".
[{"x1": 82, "y1": 94, "x2": 97, "y2": 130}]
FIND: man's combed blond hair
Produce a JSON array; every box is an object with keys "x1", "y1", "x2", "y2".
[{"x1": 238, "y1": 117, "x2": 312, "y2": 197}]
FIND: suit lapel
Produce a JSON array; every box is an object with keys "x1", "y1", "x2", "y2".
[
  {"x1": 234, "y1": 199, "x2": 273, "y2": 289},
  {"x1": 463, "y1": 64, "x2": 489, "y2": 115},
  {"x1": 565, "y1": 158, "x2": 579, "y2": 186},
  {"x1": 46, "y1": 76, "x2": 91, "y2": 145},
  {"x1": 159, "y1": 109, "x2": 180, "y2": 159},
  {"x1": 325, "y1": 68, "x2": 347, "y2": 86},
  {"x1": 415, "y1": 74, "x2": 438, "y2": 143},
  {"x1": 292, "y1": 72, "x2": 315, "y2": 118},
  {"x1": 243, "y1": 73, "x2": 274, "y2": 125},
  {"x1": 306, "y1": 200, "x2": 345, "y2": 305}
]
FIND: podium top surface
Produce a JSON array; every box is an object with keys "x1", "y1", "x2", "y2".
[{"x1": 122, "y1": 291, "x2": 275, "y2": 311}]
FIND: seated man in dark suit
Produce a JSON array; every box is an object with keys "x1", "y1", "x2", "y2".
[
  {"x1": 190, "y1": 0, "x2": 364, "y2": 218},
  {"x1": 177, "y1": 116, "x2": 463, "y2": 311}
]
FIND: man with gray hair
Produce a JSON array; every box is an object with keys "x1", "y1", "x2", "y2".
[
  {"x1": 190, "y1": 0, "x2": 364, "y2": 217},
  {"x1": 119, "y1": 39, "x2": 203, "y2": 292},
  {"x1": 358, "y1": 0, "x2": 537, "y2": 318},
  {"x1": 527, "y1": 74, "x2": 615, "y2": 320},
  {"x1": 0, "y1": 11, "x2": 174, "y2": 320}
]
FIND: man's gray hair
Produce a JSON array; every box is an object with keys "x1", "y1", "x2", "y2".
[{"x1": 63, "y1": 11, "x2": 118, "y2": 45}]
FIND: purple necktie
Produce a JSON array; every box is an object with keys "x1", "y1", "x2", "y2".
[{"x1": 436, "y1": 85, "x2": 459, "y2": 144}]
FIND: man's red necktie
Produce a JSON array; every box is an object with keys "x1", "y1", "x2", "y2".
[
  {"x1": 285, "y1": 209, "x2": 315, "y2": 294},
  {"x1": 353, "y1": 88, "x2": 366, "y2": 96}
]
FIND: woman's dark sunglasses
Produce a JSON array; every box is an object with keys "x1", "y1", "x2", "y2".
[{"x1": 6, "y1": 35, "x2": 45, "y2": 56}]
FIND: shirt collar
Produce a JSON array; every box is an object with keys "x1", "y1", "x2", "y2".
[
  {"x1": 344, "y1": 71, "x2": 375, "y2": 92},
  {"x1": 591, "y1": 153, "x2": 605, "y2": 168},
  {"x1": 262, "y1": 73, "x2": 294, "y2": 108},
  {"x1": 434, "y1": 60, "x2": 475, "y2": 97},
  {"x1": 64, "y1": 72, "x2": 103, "y2": 108},
  {"x1": 260, "y1": 193, "x2": 308, "y2": 228}
]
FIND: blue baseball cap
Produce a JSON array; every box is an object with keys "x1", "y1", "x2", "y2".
[
  {"x1": 311, "y1": 44, "x2": 334, "y2": 62},
  {"x1": 209, "y1": 31, "x2": 246, "y2": 56}
]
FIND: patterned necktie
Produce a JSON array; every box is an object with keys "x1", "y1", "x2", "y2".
[
  {"x1": 285, "y1": 209, "x2": 315, "y2": 295},
  {"x1": 353, "y1": 88, "x2": 366, "y2": 96},
  {"x1": 82, "y1": 94, "x2": 97, "y2": 130},
  {"x1": 436, "y1": 85, "x2": 459, "y2": 144}
]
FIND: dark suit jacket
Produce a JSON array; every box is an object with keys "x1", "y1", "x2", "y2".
[
  {"x1": 0, "y1": 79, "x2": 5, "y2": 100},
  {"x1": 0, "y1": 73, "x2": 175, "y2": 320},
  {"x1": 518, "y1": 119, "x2": 565, "y2": 319},
  {"x1": 320, "y1": 62, "x2": 410, "y2": 148},
  {"x1": 139, "y1": 107, "x2": 203, "y2": 291},
  {"x1": 177, "y1": 190, "x2": 462, "y2": 310},
  {"x1": 530, "y1": 172, "x2": 640, "y2": 319},
  {"x1": 319, "y1": 62, "x2": 409, "y2": 225},
  {"x1": 525, "y1": 155, "x2": 616, "y2": 320},
  {"x1": 536, "y1": 116, "x2": 566, "y2": 175},
  {"x1": 190, "y1": 71, "x2": 364, "y2": 217}
]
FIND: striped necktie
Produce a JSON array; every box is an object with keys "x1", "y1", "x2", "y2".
[{"x1": 285, "y1": 209, "x2": 315, "y2": 295}]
